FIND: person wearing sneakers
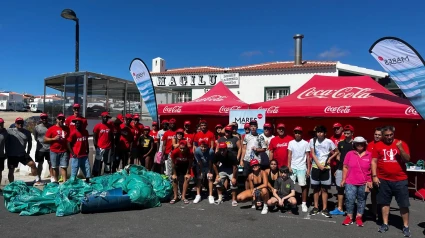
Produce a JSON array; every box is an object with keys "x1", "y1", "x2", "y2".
[
  {"x1": 155, "y1": 120, "x2": 169, "y2": 173},
  {"x1": 288, "y1": 126, "x2": 311, "y2": 213},
  {"x1": 213, "y1": 142, "x2": 239, "y2": 206},
  {"x1": 237, "y1": 159, "x2": 270, "y2": 214},
  {"x1": 269, "y1": 123, "x2": 294, "y2": 168},
  {"x1": 67, "y1": 118, "x2": 91, "y2": 182},
  {"x1": 44, "y1": 114, "x2": 70, "y2": 183},
  {"x1": 138, "y1": 126, "x2": 154, "y2": 169},
  {"x1": 33, "y1": 113, "x2": 52, "y2": 186},
  {"x1": 267, "y1": 166, "x2": 297, "y2": 213},
  {"x1": 309, "y1": 125, "x2": 339, "y2": 218},
  {"x1": 162, "y1": 118, "x2": 177, "y2": 178},
  {"x1": 366, "y1": 127, "x2": 382, "y2": 220},
  {"x1": 0, "y1": 118, "x2": 8, "y2": 185},
  {"x1": 6, "y1": 117, "x2": 37, "y2": 183},
  {"x1": 170, "y1": 140, "x2": 193, "y2": 204},
  {"x1": 331, "y1": 125, "x2": 355, "y2": 216},
  {"x1": 193, "y1": 139, "x2": 214, "y2": 204},
  {"x1": 372, "y1": 126, "x2": 411, "y2": 236},
  {"x1": 93, "y1": 112, "x2": 114, "y2": 176},
  {"x1": 340, "y1": 136, "x2": 373, "y2": 227},
  {"x1": 65, "y1": 103, "x2": 88, "y2": 132}
]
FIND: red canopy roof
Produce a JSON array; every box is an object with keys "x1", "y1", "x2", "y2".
[
  {"x1": 250, "y1": 75, "x2": 421, "y2": 119},
  {"x1": 158, "y1": 81, "x2": 249, "y2": 116}
]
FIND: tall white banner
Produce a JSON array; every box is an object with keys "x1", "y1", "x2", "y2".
[{"x1": 229, "y1": 109, "x2": 266, "y2": 134}]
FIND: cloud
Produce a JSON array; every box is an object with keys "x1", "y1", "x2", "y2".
[
  {"x1": 318, "y1": 47, "x2": 349, "y2": 59},
  {"x1": 241, "y1": 50, "x2": 263, "y2": 58}
]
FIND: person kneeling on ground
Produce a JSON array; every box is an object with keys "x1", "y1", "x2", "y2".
[
  {"x1": 67, "y1": 118, "x2": 91, "y2": 183},
  {"x1": 170, "y1": 140, "x2": 193, "y2": 204},
  {"x1": 237, "y1": 159, "x2": 269, "y2": 214},
  {"x1": 267, "y1": 166, "x2": 297, "y2": 214},
  {"x1": 213, "y1": 142, "x2": 239, "y2": 206}
]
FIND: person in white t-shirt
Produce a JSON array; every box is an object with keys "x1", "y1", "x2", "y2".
[
  {"x1": 155, "y1": 120, "x2": 169, "y2": 174},
  {"x1": 288, "y1": 126, "x2": 311, "y2": 213},
  {"x1": 259, "y1": 123, "x2": 274, "y2": 169},
  {"x1": 308, "y1": 125, "x2": 339, "y2": 218}
]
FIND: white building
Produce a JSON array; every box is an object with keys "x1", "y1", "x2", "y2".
[
  {"x1": 0, "y1": 91, "x2": 24, "y2": 102},
  {"x1": 150, "y1": 35, "x2": 388, "y2": 104}
]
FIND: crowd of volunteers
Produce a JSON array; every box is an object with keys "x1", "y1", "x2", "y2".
[{"x1": 0, "y1": 103, "x2": 413, "y2": 237}]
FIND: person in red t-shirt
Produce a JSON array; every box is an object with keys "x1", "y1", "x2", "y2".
[
  {"x1": 67, "y1": 118, "x2": 90, "y2": 182},
  {"x1": 44, "y1": 113, "x2": 70, "y2": 183},
  {"x1": 162, "y1": 118, "x2": 177, "y2": 177},
  {"x1": 109, "y1": 114, "x2": 123, "y2": 172},
  {"x1": 93, "y1": 112, "x2": 113, "y2": 176},
  {"x1": 130, "y1": 114, "x2": 144, "y2": 164},
  {"x1": 372, "y1": 126, "x2": 411, "y2": 235},
  {"x1": 172, "y1": 128, "x2": 186, "y2": 149},
  {"x1": 367, "y1": 127, "x2": 382, "y2": 153},
  {"x1": 269, "y1": 123, "x2": 294, "y2": 168},
  {"x1": 116, "y1": 114, "x2": 134, "y2": 170},
  {"x1": 241, "y1": 123, "x2": 250, "y2": 141},
  {"x1": 193, "y1": 120, "x2": 215, "y2": 153},
  {"x1": 183, "y1": 120, "x2": 194, "y2": 148},
  {"x1": 169, "y1": 140, "x2": 193, "y2": 204},
  {"x1": 149, "y1": 121, "x2": 159, "y2": 149},
  {"x1": 64, "y1": 103, "x2": 88, "y2": 132}
]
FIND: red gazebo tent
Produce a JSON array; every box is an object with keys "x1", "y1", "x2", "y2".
[
  {"x1": 250, "y1": 75, "x2": 421, "y2": 119},
  {"x1": 158, "y1": 81, "x2": 249, "y2": 116}
]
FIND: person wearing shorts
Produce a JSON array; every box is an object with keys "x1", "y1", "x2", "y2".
[
  {"x1": 267, "y1": 166, "x2": 297, "y2": 213},
  {"x1": 6, "y1": 117, "x2": 37, "y2": 183},
  {"x1": 213, "y1": 142, "x2": 239, "y2": 206},
  {"x1": 0, "y1": 118, "x2": 9, "y2": 184},
  {"x1": 308, "y1": 125, "x2": 339, "y2": 218},
  {"x1": 44, "y1": 114, "x2": 70, "y2": 183},
  {"x1": 288, "y1": 126, "x2": 310, "y2": 212},
  {"x1": 169, "y1": 140, "x2": 193, "y2": 204},
  {"x1": 34, "y1": 113, "x2": 52, "y2": 185},
  {"x1": 93, "y1": 112, "x2": 114, "y2": 176},
  {"x1": 138, "y1": 126, "x2": 154, "y2": 170},
  {"x1": 67, "y1": 118, "x2": 91, "y2": 182},
  {"x1": 192, "y1": 138, "x2": 214, "y2": 204},
  {"x1": 372, "y1": 126, "x2": 411, "y2": 236}
]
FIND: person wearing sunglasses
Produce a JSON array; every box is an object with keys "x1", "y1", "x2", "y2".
[
  {"x1": 33, "y1": 113, "x2": 53, "y2": 185},
  {"x1": 331, "y1": 125, "x2": 355, "y2": 216},
  {"x1": 65, "y1": 103, "x2": 87, "y2": 132},
  {"x1": 371, "y1": 126, "x2": 411, "y2": 236},
  {"x1": 340, "y1": 136, "x2": 373, "y2": 227},
  {"x1": 44, "y1": 114, "x2": 70, "y2": 183}
]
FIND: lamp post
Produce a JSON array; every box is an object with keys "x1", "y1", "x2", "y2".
[{"x1": 61, "y1": 9, "x2": 80, "y2": 105}]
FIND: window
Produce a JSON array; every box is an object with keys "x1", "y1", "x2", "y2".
[
  {"x1": 264, "y1": 87, "x2": 290, "y2": 101},
  {"x1": 174, "y1": 91, "x2": 192, "y2": 103}
]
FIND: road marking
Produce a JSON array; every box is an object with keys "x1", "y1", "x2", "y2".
[{"x1": 278, "y1": 215, "x2": 336, "y2": 223}]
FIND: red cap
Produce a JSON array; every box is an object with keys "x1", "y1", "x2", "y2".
[
  {"x1": 250, "y1": 159, "x2": 260, "y2": 167},
  {"x1": 57, "y1": 114, "x2": 65, "y2": 118},
  {"x1": 198, "y1": 138, "x2": 208, "y2": 145},
  {"x1": 294, "y1": 126, "x2": 303, "y2": 131},
  {"x1": 133, "y1": 114, "x2": 140, "y2": 119},
  {"x1": 161, "y1": 119, "x2": 169, "y2": 124},
  {"x1": 218, "y1": 142, "x2": 227, "y2": 149},
  {"x1": 117, "y1": 114, "x2": 124, "y2": 122},
  {"x1": 184, "y1": 121, "x2": 191, "y2": 125},
  {"x1": 169, "y1": 118, "x2": 176, "y2": 123},
  {"x1": 264, "y1": 123, "x2": 272, "y2": 128},
  {"x1": 333, "y1": 123, "x2": 342, "y2": 128},
  {"x1": 244, "y1": 123, "x2": 250, "y2": 129},
  {"x1": 40, "y1": 113, "x2": 48, "y2": 118},
  {"x1": 215, "y1": 124, "x2": 223, "y2": 128},
  {"x1": 0, "y1": 118, "x2": 4, "y2": 123},
  {"x1": 101, "y1": 112, "x2": 111, "y2": 117},
  {"x1": 125, "y1": 114, "x2": 133, "y2": 119},
  {"x1": 73, "y1": 103, "x2": 80, "y2": 108},
  {"x1": 144, "y1": 126, "x2": 150, "y2": 130},
  {"x1": 224, "y1": 126, "x2": 232, "y2": 131},
  {"x1": 179, "y1": 140, "x2": 187, "y2": 146},
  {"x1": 277, "y1": 123, "x2": 285, "y2": 128},
  {"x1": 176, "y1": 128, "x2": 184, "y2": 133},
  {"x1": 152, "y1": 121, "x2": 158, "y2": 126},
  {"x1": 199, "y1": 120, "x2": 207, "y2": 124},
  {"x1": 344, "y1": 124, "x2": 354, "y2": 132}
]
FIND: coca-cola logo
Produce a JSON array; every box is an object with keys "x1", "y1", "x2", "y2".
[
  {"x1": 258, "y1": 106, "x2": 279, "y2": 114},
  {"x1": 297, "y1": 87, "x2": 374, "y2": 99},
  {"x1": 162, "y1": 106, "x2": 182, "y2": 113},
  {"x1": 192, "y1": 95, "x2": 226, "y2": 102},
  {"x1": 257, "y1": 114, "x2": 263, "y2": 119},
  {"x1": 324, "y1": 106, "x2": 351, "y2": 114},
  {"x1": 218, "y1": 106, "x2": 241, "y2": 113},
  {"x1": 405, "y1": 106, "x2": 418, "y2": 115}
]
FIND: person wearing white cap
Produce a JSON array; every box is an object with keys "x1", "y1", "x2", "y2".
[{"x1": 340, "y1": 136, "x2": 373, "y2": 227}]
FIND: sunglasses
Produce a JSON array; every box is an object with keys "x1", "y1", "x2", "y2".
[
  {"x1": 40, "y1": 117, "x2": 48, "y2": 120},
  {"x1": 294, "y1": 131, "x2": 302, "y2": 134},
  {"x1": 343, "y1": 132, "x2": 352, "y2": 135},
  {"x1": 334, "y1": 127, "x2": 341, "y2": 130}
]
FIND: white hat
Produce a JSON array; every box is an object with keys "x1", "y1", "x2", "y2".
[{"x1": 353, "y1": 136, "x2": 367, "y2": 144}]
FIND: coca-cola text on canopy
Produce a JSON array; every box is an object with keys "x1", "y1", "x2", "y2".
[
  {"x1": 162, "y1": 106, "x2": 182, "y2": 113},
  {"x1": 219, "y1": 106, "x2": 242, "y2": 113},
  {"x1": 192, "y1": 95, "x2": 227, "y2": 102},
  {"x1": 323, "y1": 106, "x2": 351, "y2": 114},
  {"x1": 405, "y1": 106, "x2": 418, "y2": 115},
  {"x1": 257, "y1": 106, "x2": 279, "y2": 114},
  {"x1": 297, "y1": 87, "x2": 374, "y2": 99}
]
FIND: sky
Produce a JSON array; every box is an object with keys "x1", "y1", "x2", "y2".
[{"x1": 1, "y1": 0, "x2": 424, "y2": 95}]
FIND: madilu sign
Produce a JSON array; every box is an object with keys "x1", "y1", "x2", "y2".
[{"x1": 154, "y1": 73, "x2": 239, "y2": 87}]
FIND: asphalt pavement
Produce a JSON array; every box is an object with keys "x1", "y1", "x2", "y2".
[{"x1": 0, "y1": 181, "x2": 424, "y2": 238}]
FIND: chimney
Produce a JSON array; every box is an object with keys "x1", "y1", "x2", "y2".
[{"x1": 293, "y1": 34, "x2": 304, "y2": 65}]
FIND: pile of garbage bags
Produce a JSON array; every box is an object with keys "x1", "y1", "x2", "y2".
[{"x1": 3, "y1": 165, "x2": 172, "y2": 217}]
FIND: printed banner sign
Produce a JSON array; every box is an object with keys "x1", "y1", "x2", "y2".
[
  {"x1": 229, "y1": 109, "x2": 266, "y2": 134},
  {"x1": 369, "y1": 37, "x2": 425, "y2": 119},
  {"x1": 129, "y1": 58, "x2": 159, "y2": 122}
]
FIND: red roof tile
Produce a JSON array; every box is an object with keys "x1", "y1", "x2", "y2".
[{"x1": 150, "y1": 61, "x2": 336, "y2": 75}]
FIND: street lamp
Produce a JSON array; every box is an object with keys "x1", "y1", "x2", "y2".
[{"x1": 61, "y1": 9, "x2": 79, "y2": 72}]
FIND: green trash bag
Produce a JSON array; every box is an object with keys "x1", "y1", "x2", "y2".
[
  {"x1": 125, "y1": 174, "x2": 160, "y2": 208},
  {"x1": 143, "y1": 171, "x2": 172, "y2": 202},
  {"x1": 3, "y1": 181, "x2": 57, "y2": 216},
  {"x1": 55, "y1": 177, "x2": 93, "y2": 217},
  {"x1": 126, "y1": 164, "x2": 147, "y2": 176},
  {"x1": 90, "y1": 172, "x2": 127, "y2": 192}
]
